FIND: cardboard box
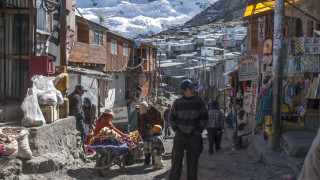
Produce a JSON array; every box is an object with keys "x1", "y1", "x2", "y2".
[{"x1": 40, "y1": 105, "x2": 59, "y2": 123}]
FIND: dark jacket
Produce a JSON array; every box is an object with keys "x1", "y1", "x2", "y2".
[
  {"x1": 82, "y1": 104, "x2": 97, "y2": 124},
  {"x1": 170, "y1": 95, "x2": 208, "y2": 135},
  {"x1": 152, "y1": 133, "x2": 165, "y2": 156},
  {"x1": 68, "y1": 91, "x2": 84, "y2": 121}
]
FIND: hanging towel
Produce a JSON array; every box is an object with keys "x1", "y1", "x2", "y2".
[{"x1": 294, "y1": 37, "x2": 304, "y2": 55}]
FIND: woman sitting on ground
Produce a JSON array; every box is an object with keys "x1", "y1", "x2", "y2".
[{"x1": 93, "y1": 108, "x2": 123, "y2": 137}]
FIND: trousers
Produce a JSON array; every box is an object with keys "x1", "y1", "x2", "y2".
[
  {"x1": 169, "y1": 130, "x2": 202, "y2": 180},
  {"x1": 207, "y1": 127, "x2": 222, "y2": 153},
  {"x1": 76, "y1": 120, "x2": 86, "y2": 153}
]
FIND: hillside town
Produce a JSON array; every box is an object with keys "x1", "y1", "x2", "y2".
[{"x1": 0, "y1": 0, "x2": 320, "y2": 180}]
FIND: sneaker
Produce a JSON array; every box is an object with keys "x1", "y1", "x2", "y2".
[
  {"x1": 215, "y1": 147, "x2": 221, "y2": 152},
  {"x1": 208, "y1": 150, "x2": 213, "y2": 154}
]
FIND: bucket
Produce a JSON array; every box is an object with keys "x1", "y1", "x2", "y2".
[{"x1": 59, "y1": 98, "x2": 69, "y2": 118}]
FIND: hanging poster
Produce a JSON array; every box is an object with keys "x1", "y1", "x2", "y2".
[
  {"x1": 313, "y1": 46, "x2": 320, "y2": 54},
  {"x1": 313, "y1": 37, "x2": 320, "y2": 45},
  {"x1": 249, "y1": 81, "x2": 259, "y2": 115},
  {"x1": 112, "y1": 106, "x2": 128, "y2": 123},
  {"x1": 238, "y1": 55, "x2": 259, "y2": 81},
  {"x1": 260, "y1": 55, "x2": 273, "y2": 64},
  {"x1": 301, "y1": 55, "x2": 319, "y2": 72},
  {"x1": 263, "y1": 39, "x2": 272, "y2": 54},
  {"x1": 105, "y1": 81, "x2": 109, "y2": 98}
]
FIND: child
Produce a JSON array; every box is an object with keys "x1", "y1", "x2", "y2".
[{"x1": 152, "y1": 124, "x2": 165, "y2": 168}]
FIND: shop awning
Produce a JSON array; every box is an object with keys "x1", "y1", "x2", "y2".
[
  {"x1": 244, "y1": 0, "x2": 320, "y2": 23},
  {"x1": 223, "y1": 68, "x2": 238, "y2": 77}
]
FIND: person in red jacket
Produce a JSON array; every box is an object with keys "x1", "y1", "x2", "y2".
[
  {"x1": 137, "y1": 101, "x2": 164, "y2": 165},
  {"x1": 93, "y1": 109, "x2": 123, "y2": 137}
]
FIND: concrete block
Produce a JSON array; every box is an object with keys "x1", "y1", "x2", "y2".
[
  {"x1": 282, "y1": 131, "x2": 316, "y2": 158},
  {"x1": 27, "y1": 117, "x2": 80, "y2": 160},
  {"x1": 22, "y1": 153, "x2": 66, "y2": 174}
]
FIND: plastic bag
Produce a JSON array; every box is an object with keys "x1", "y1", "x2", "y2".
[
  {"x1": 31, "y1": 75, "x2": 64, "y2": 105},
  {"x1": 21, "y1": 88, "x2": 46, "y2": 127}
]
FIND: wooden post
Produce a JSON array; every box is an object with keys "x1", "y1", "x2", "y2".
[
  {"x1": 60, "y1": 0, "x2": 67, "y2": 66},
  {"x1": 269, "y1": 0, "x2": 285, "y2": 150}
]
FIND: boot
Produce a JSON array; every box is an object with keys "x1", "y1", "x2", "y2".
[{"x1": 144, "y1": 153, "x2": 151, "y2": 165}]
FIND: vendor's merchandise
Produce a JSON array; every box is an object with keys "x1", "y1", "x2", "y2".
[
  {"x1": 120, "y1": 135, "x2": 136, "y2": 148},
  {"x1": 0, "y1": 132, "x2": 18, "y2": 156},
  {"x1": 129, "y1": 131, "x2": 140, "y2": 143},
  {"x1": 40, "y1": 105, "x2": 59, "y2": 123},
  {"x1": 90, "y1": 135, "x2": 124, "y2": 146},
  {"x1": 21, "y1": 88, "x2": 46, "y2": 127},
  {"x1": 98, "y1": 127, "x2": 122, "y2": 139},
  {"x1": 1, "y1": 127, "x2": 32, "y2": 159}
]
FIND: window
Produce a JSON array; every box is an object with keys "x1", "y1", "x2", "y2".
[
  {"x1": 123, "y1": 43, "x2": 129, "y2": 56},
  {"x1": 147, "y1": 47, "x2": 149, "y2": 61},
  {"x1": 150, "y1": 49, "x2": 153, "y2": 61},
  {"x1": 94, "y1": 29, "x2": 103, "y2": 45},
  {"x1": 111, "y1": 39, "x2": 117, "y2": 54}
]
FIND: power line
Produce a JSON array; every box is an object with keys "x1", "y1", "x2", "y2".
[{"x1": 129, "y1": 0, "x2": 138, "y2": 16}]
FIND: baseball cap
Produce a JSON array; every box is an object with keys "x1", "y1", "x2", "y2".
[
  {"x1": 75, "y1": 84, "x2": 88, "y2": 91},
  {"x1": 83, "y1": 97, "x2": 91, "y2": 104},
  {"x1": 180, "y1": 79, "x2": 197, "y2": 90}
]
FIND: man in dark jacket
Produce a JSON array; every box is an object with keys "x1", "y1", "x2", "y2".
[
  {"x1": 169, "y1": 79, "x2": 208, "y2": 180},
  {"x1": 82, "y1": 97, "x2": 97, "y2": 136},
  {"x1": 163, "y1": 104, "x2": 171, "y2": 137},
  {"x1": 68, "y1": 84, "x2": 87, "y2": 153}
]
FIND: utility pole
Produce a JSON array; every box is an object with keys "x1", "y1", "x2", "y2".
[
  {"x1": 203, "y1": 54, "x2": 207, "y2": 99},
  {"x1": 60, "y1": 0, "x2": 67, "y2": 66},
  {"x1": 270, "y1": 0, "x2": 285, "y2": 150}
]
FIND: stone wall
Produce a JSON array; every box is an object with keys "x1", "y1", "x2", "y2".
[{"x1": 28, "y1": 117, "x2": 81, "y2": 160}]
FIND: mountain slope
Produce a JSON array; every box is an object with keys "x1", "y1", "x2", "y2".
[
  {"x1": 184, "y1": 0, "x2": 248, "y2": 27},
  {"x1": 76, "y1": 0, "x2": 217, "y2": 38}
]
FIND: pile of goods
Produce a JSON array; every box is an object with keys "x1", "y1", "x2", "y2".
[
  {"x1": 120, "y1": 135, "x2": 136, "y2": 148},
  {"x1": 0, "y1": 127, "x2": 33, "y2": 158},
  {"x1": 90, "y1": 135, "x2": 124, "y2": 146},
  {"x1": 97, "y1": 127, "x2": 122, "y2": 140},
  {"x1": 129, "y1": 131, "x2": 140, "y2": 143},
  {"x1": 0, "y1": 131, "x2": 18, "y2": 156}
]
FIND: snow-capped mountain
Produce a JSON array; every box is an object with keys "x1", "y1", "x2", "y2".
[{"x1": 76, "y1": 0, "x2": 217, "y2": 38}]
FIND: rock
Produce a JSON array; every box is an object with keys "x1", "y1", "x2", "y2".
[
  {"x1": 0, "y1": 158, "x2": 22, "y2": 179},
  {"x1": 22, "y1": 153, "x2": 67, "y2": 174}
]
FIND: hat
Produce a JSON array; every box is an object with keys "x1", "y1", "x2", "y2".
[
  {"x1": 103, "y1": 108, "x2": 114, "y2": 116},
  {"x1": 180, "y1": 79, "x2": 197, "y2": 90},
  {"x1": 167, "y1": 104, "x2": 171, "y2": 107},
  {"x1": 152, "y1": 125, "x2": 162, "y2": 133},
  {"x1": 83, "y1": 97, "x2": 91, "y2": 104},
  {"x1": 134, "y1": 105, "x2": 140, "y2": 109},
  {"x1": 75, "y1": 84, "x2": 88, "y2": 91}
]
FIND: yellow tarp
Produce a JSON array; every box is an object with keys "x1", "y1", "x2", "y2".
[{"x1": 244, "y1": 0, "x2": 299, "y2": 18}]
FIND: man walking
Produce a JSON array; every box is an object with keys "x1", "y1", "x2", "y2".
[
  {"x1": 137, "y1": 101, "x2": 164, "y2": 166},
  {"x1": 169, "y1": 79, "x2": 208, "y2": 180},
  {"x1": 207, "y1": 101, "x2": 224, "y2": 154},
  {"x1": 128, "y1": 105, "x2": 139, "y2": 132},
  {"x1": 68, "y1": 84, "x2": 87, "y2": 154},
  {"x1": 163, "y1": 104, "x2": 171, "y2": 137}
]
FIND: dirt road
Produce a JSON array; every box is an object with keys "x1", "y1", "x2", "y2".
[{"x1": 24, "y1": 132, "x2": 278, "y2": 180}]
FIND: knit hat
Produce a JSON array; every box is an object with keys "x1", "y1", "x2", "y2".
[
  {"x1": 139, "y1": 101, "x2": 148, "y2": 114},
  {"x1": 152, "y1": 125, "x2": 162, "y2": 133},
  {"x1": 83, "y1": 97, "x2": 91, "y2": 104}
]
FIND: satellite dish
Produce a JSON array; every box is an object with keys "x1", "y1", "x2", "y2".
[{"x1": 96, "y1": 9, "x2": 109, "y2": 26}]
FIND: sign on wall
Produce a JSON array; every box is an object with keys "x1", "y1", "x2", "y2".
[
  {"x1": 111, "y1": 106, "x2": 128, "y2": 123},
  {"x1": 238, "y1": 55, "x2": 259, "y2": 81},
  {"x1": 139, "y1": 74, "x2": 146, "y2": 86},
  {"x1": 243, "y1": 92, "x2": 251, "y2": 113},
  {"x1": 258, "y1": 17, "x2": 265, "y2": 42},
  {"x1": 249, "y1": 81, "x2": 259, "y2": 115}
]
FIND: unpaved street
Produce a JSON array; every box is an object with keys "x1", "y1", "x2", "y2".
[{"x1": 25, "y1": 132, "x2": 277, "y2": 180}]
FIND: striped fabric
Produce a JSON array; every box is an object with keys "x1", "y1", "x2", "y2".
[
  {"x1": 144, "y1": 124, "x2": 153, "y2": 154},
  {"x1": 170, "y1": 96, "x2": 208, "y2": 135}
]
